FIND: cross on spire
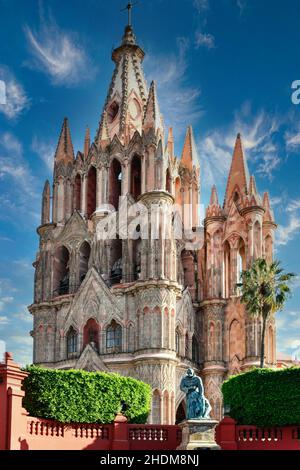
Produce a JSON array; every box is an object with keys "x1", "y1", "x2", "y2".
[{"x1": 122, "y1": 1, "x2": 139, "y2": 27}]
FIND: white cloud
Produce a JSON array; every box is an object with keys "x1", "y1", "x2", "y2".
[
  {"x1": 0, "y1": 66, "x2": 30, "y2": 119},
  {"x1": 237, "y1": 0, "x2": 247, "y2": 15},
  {"x1": 0, "y1": 132, "x2": 36, "y2": 198},
  {"x1": 195, "y1": 31, "x2": 215, "y2": 50},
  {"x1": 13, "y1": 307, "x2": 33, "y2": 324},
  {"x1": 145, "y1": 37, "x2": 202, "y2": 138},
  {"x1": 193, "y1": 0, "x2": 210, "y2": 12},
  {"x1": 0, "y1": 340, "x2": 5, "y2": 359},
  {"x1": 276, "y1": 215, "x2": 300, "y2": 246},
  {"x1": 24, "y1": 12, "x2": 96, "y2": 86},
  {"x1": 0, "y1": 316, "x2": 9, "y2": 325},
  {"x1": 0, "y1": 296, "x2": 13, "y2": 312},
  {"x1": 285, "y1": 126, "x2": 300, "y2": 150},
  {"x1": 31, "y1": 136, "x2": 55, "y2": 171},
  {"x1": 287, "y1": 199, "x2": 300, "y2": 213},
  {"x1": 10, "y1": 335, "x2": 33, "y2": 346},
  {"x1": 199, "y1": 105, "x2": 282, "y2": 188}
]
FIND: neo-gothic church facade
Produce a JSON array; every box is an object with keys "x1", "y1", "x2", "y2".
[{"x1": 29, "y1": 23, "x2": 277, "y2": 424}]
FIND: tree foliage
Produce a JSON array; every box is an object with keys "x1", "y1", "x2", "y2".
[
  {"x1": 222, "y1": 367, "x2": 300, "y2": 427},
  {"x1": 238, "y1": 258, "x2": 295, "y2": 367},
  {"x1": 22, "y1": 366, "x2": 151, "y2": 424}
]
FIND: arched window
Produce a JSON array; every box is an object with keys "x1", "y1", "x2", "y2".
[
  {"x1": 79, "y1": 241, "x2": 91, "y2": 285},
  {"x1": 237, "y1": 238, "x2": 246, "y2": 289},
  {"x1": 253, "y1": 221, "x2": 261, "y2": 260},
  {"x1": 83, "y1": 318, "x2": 99, "y2": 350},
  {"x1": 166, "y1": 168, "x2": 172, "y2": 193},
  {"x1": 106, "y1": 320, "x2": 122, "y2": 352},
  {"x1": 185, "y1": 332, "x2": 189, "y2": 357},
  {"x1": 74, "y1": 174, "x2": 81, "y2": 211},
  {"x1": 109, "y1": 159, "x2": 122, "y2": 210},
  {"x1": 131, "y1": 155, "x2": 141, "y2": 200},
  {"x1": 110, "y1": 238, "x2": 122, "y2": 285},
  {"x1": 67, "y1": 326, "x2": 78, "y2": 357},
  {"x1": 87, "y1": 166, "x2": 97, "y2": 219},
  {"x1": 133, "y1": 237, "x2": 142, "y2": 281},
  {"x1": 192, "y1": 336, "x2": 199, "y2": 364},
  {"x1": 223, "y1": 241, "x2": 231, "y2": 298},
  {"x1": 53, "y1": 246, "x2": 70, "y2": 296},
  {"x1": 175, "y1": 328, "x2": 180, "y2": 355}
]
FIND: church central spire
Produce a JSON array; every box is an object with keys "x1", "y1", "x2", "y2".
[{"x1": 95, "y1": 18, "x2": 149, "y2": 147}]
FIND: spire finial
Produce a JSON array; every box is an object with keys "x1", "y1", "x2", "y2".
[{"x1": 122, "y1": 2, "x2": 139, "y2": 27}]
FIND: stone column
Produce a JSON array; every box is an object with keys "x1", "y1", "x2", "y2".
[
  {"x1": 96, "y1": 166, "x2": 102, "y2": 210},
  {"x1": 122, "y1": 159, "x2": 129, "y2": 196},
  {"x1": 57, "y1": 178, "x2": 65, "y2": 224},
  {"x1": 52, "y1": 183, "x2": 58, "y2": 224}
]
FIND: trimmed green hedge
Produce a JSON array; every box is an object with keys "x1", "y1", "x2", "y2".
[
  {"x1": 22, "y1": 366, "x2": 151, "y2": 424},
  {"x1": 222, "y1": 367, "x2": 300, "y2": 427}
]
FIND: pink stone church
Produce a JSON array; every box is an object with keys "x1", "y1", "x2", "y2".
[{"x1": 29, "y1": 22, "x2": 277, "y2": 424}]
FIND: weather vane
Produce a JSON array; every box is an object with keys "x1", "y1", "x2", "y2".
[{"x1": 121, "y1": 1, "x2": 139, "y2": 27}]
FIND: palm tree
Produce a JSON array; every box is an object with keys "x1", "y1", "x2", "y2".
[{"x1": 238, "y1": 258, "x2": 295, "y2": 368}]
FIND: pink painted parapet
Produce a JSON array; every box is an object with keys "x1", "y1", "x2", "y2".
[
  {"x1": 0, "y1": 352, "x2": 182, "y2": 450},
  {"x1": 215, "y1": 417, "x2": 300, "y2": 451}
]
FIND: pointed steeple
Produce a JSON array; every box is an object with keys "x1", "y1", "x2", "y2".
[
  {"x1": 210, "y1": 185, "x2": 219, "y2": 205},
  {"x1": 206, "y1": 185, "x2": 223, "y2": 218},
  {"x1": 263, "y1": 191, "x2": 275, "y2": 222},
  {"x1": 143, "y1": 81, "x2": 163, "y2": 135},
  {"x1": 224, "y1": 133, "x2": 249, "y2": 208},
  {"x1": 54, "y1": 118, "x2": 74, "y2": 164},
  {"x1": 167, "y1": 127, "x2": 174, "y2": 159},
  {"x1": 181, "y1": 126, "x2": 200, "y2": 170},
  {"x1": 84, "y1": 126, "x2": 90, "y2": 158},
  {"x1": 95, "y1": 24, "x2": 148, "y2": 146},
  {"x1": 248, "y1": 175, "x2": 257, "y2": 196},
  {"x1": 41, "y1": 180, "x2": 50, "y2": 225}
]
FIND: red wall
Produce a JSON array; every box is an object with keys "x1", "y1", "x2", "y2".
[{"x1": 215, "y1": 417, "x2": 300, "y2": 451}]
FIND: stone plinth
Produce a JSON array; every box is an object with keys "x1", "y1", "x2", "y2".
[{"x1": 177, "y1": 419, "x2": 220, "y2": 450}]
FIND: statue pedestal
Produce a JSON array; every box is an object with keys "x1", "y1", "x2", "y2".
[{"x1": 177, "y1": 419, "x2": 220, "y2": 450}]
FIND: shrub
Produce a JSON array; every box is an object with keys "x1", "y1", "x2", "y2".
[
  {"x1": 222, "y1": 367, "x2": 300, "y2": 427},
  {"x1": 22, "y1": 365, "x2": 151, "y2": 424}
]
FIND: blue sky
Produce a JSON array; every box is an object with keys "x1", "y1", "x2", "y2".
[{"x1": 0, "y1": 0, "x2": 300, "y2": 365}]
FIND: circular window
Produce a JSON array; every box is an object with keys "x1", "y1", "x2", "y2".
[{"x1": 107, "y1": 101, "x2": 119, "y2": 123}]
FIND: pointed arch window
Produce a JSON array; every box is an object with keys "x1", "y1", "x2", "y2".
[
  {"x1": 109, "y1": 158, "x2": 122, "y2": 210},
  {"x1": 67, "y1": 327, "x2": 78, "y2": 357},
  {"x1": 83, "y1": 318, "x2": 99, "y2": 350},
  {"x1": 131, "y1": 155, "x2": 141, "y2": 200},
  {"x1": 192, "y1": 335, "x2": 199, "y2": 364},
  {"x1": 175, "y1": 328, "x2": 180, "y2": 355},
  {"x1": 53, "y1": 245, "x2": 70, "y2": 296},
  {"x1": 74, "y1": 174, "x2": 81, "y2": 211},
  {"x1": 185, "y1": 332, "x2": 189, "y2": 357},
  {"x1": 87, "y1": 166, "x2": 97, "y2": 219},
  {"x1": 106, "y1": 320, "x2": 122, "y2": 352},
  {"x1": 79, "y1": 241, "x2": 91, "y2": 285}
]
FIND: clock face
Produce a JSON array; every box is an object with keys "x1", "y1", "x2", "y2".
[{"x1": 128, "y1": 99, "x2": 141, "y2": 120}]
